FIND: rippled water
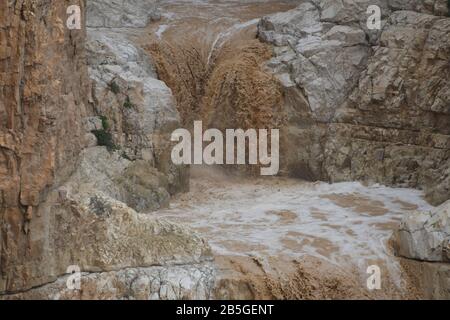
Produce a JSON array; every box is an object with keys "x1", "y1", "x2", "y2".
[{"x1": 155, "y1": 173, "x2": 432, "y2": 286}]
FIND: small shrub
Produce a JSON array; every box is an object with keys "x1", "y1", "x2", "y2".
[
  {"x1": 89, "y1": 196, "x2": 112, "y2": 217},
  {"x1": 109, "y1": 81, "x2": 120, "y2": 94},
  {"x1": 91, "y1": 129, "x2": 118, "y2": 151},
  {"x1": 100, "y1": 115, "x2": 110, "y2": 131},
  {"x1": 123, "y1": 96, "x2": 135, "y2": 109},
  {"x1": 121, "y1": 151, "x2": 132, "y2": 161}
]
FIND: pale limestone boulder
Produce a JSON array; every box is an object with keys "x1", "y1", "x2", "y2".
[
  {"x1": 49, "y1": 192, "x2": 212, "y2": 272},
  {"x1": 66, "y1": 147, "x2": 171, "y2": 212},
  {"x1": 394, "y1": 201, "x2": 450, "y2": 262}
]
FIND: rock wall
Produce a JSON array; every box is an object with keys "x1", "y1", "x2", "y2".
[
  {"x1": 259, "y1": 0, "x2": 450, "y2": 205},
  {"x1": 0, "y1": 0, "x2": 90, "y2": 293},
  {"x1": 259, "y1": 1, "x2": 450, "y2": 298}
]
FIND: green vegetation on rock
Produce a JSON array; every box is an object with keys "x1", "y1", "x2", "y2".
[
  {"x1": 109, "y1": 81, "x2": 120, "y2": 94},
  {"x1": 123, "y1": 96, "x2": 135, "y2": 109}
]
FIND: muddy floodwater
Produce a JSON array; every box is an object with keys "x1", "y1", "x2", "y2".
[{"x1": 151, "y1": 169, "x2": 431, "y2": 299}]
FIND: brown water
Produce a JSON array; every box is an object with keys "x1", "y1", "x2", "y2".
[
  {"x1": 153, "y1": 168, "x2": 431, "y2": 299},
  {"x1": 139, "y1": 0, "x2": 295, "y2": 126}
]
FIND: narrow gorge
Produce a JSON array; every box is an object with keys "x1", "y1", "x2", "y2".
[{"x1": 0, "y1": 0, "x2": 449, "y2": 300}]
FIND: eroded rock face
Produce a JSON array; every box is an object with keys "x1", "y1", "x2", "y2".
[
  {"x1": 0, "y1": 0, "x2": 90, "y2": 293},
  {"x1": 46, "y1": 190, "x2": 212, "y2": 273},
  {"x1": 394, "y1": 200, "x2": 450, "y2": 262},
  {"x1": 259, "y1": 2, "x2": 449, "y2": 297},
  {"x1": 260, "y1": 1, "x2": 372, "y2": 122},
  {"x1": 259, "y1": 0, "x2": 450, "y2": 205},
  {"x1": 331, "y1": 9, "x2": 450, "y2": 204}
]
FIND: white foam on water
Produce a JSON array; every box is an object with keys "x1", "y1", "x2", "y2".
[
  {"x1": 206, "y1": 18, "x2": 261, "y2": 65},
  {"x1": 155, "y1": 25, "x2": 169, "y2": 39},
  {"x1": 155, "y1": 178, "x2": 433, "y2": 287}
]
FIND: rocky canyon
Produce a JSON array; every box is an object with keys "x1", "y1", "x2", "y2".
[{"x1": 0, "y1": 0, "x2": 449, "y2": 300}]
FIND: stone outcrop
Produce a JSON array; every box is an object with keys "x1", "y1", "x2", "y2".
[
  {"x1": 394, "y1": 200, "x2": 450, "y2": 262},
  {"x1": 258, "y1": 0, "x2": 450, "y2": 205},
  {"x1": 65, "y1": 147, "x2": 171, "y2": 213},
  {"x1": 393, "y1": 200, "x2": 450, "y2": 299},
  {"x1": 259, "y1": 3, "x2": 449, "y2": 298}
]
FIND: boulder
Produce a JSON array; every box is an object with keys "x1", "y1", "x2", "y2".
[
  {"x1": 66, "y1": 147, "x2": 171, "y2": 212},
  {"x1": 394, "y1": 200, "x2": 450, "y2": 262}
]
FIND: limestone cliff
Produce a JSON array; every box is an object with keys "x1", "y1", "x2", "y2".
[
  {"x1": 258, "y1": 0, "x2": 450, "y2": 205},
  {"x1": 0, "y1": 0, "x2": 90, "y2": 293}
]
